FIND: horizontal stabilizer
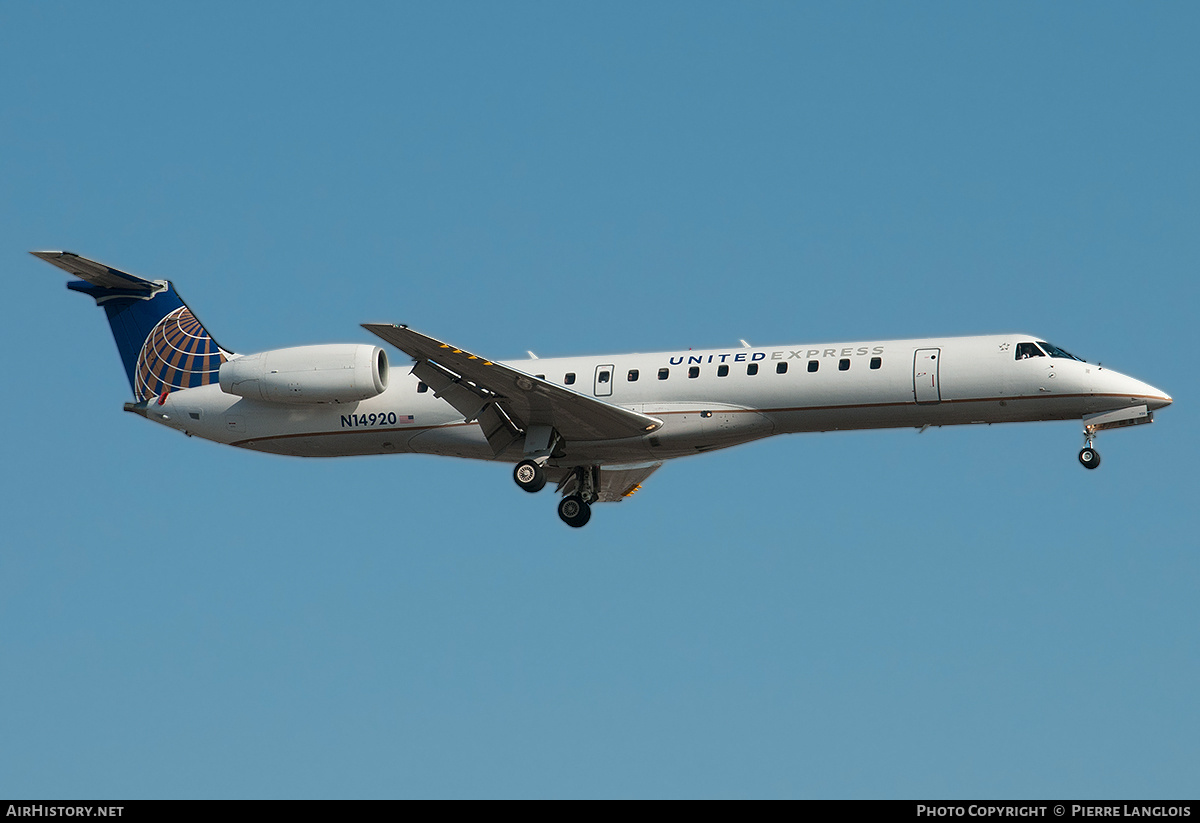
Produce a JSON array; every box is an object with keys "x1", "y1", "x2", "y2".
[
  {"x1": 31, "y1": 251, "x2": 161, "y2": 292},
  {"x1": 32, "y1": 250, "x2": 226, "y2": 399}
]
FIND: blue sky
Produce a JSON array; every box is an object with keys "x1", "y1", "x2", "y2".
[{"x1": 2, "y1": 2, "x2": 1196, "y2": 799}]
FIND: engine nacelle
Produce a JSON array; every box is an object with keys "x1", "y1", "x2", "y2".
[{"x1": 219, "y1": 344, "x2": 388, "y2": 404}]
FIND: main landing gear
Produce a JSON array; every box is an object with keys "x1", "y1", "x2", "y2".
[
  {"x1": 556, "y1": 467, "x2": 597, "y2": 528},
  {"x1": 557, "y1": 495, "x2": 591, "y2": 528},
  {"x1": 1079, "y1": 424, "x2": 1101, "y2": 470},
  {"x1": 511, "y1": 460, "x2": 597, "y2": 527},
  {"x1": 513, "y1": 459, "x2": 546, "y2": 492}
]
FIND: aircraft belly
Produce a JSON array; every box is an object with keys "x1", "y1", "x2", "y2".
[
  {"x1": 230, "y1": 419, "x2": 498, "y2": 459},
  {"x1": 640, "y1": 406, "x2": 775, "y2": 456},
  {"x1": 168, "y1": 392, "x2": 432, "y2": 456},
  {"x1": 770, "y1": 394, "x2": 1093, "y2": 433},
  {"x1": 555, "y1": 437, "x2": 656, "y2": 463},
  {"x1": 407, "y1": 424, "x2": 497, "y2": 460},
  {"x1": 771, "y1": 404, "x2": 915, "y2": 433},
  {"x1": 237, "y1": 428, "x2": 421, "y2": 457}
]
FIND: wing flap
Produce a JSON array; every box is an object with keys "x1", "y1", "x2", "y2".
[
  {"x1": 476, "y1": 403, "x2": 522, "y2": 455},
  {"x1": 596, "y1": 461, "x2": 662, "y2": 502},
  {"x1": 556, "y1": 462, "x2": 663, "y2": 503},
  {"x1": 411, "y1": 358, "x2": 492, "y2": 422},
  {"x1": 363, "y1": 324, "x2": 662, "y2": 442}
]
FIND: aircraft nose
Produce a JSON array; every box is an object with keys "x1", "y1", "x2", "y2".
[
  {"x1": 1092, "y1": 368, "x2": 1172, "y2": 411},
  {"x1": 1132, "y1": 378, "x2": 1172, "y2": 410}
]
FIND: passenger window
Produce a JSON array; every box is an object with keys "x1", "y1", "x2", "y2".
[
  {"x1": 747, "y1": 363, "x2": 759, "y2": 376},
  {"x1": 565, "y1": 373, "x2": 576, "y2": 385},
  {"x1": 598, "y1": 371, "x2": 610, "y2": 384},
  {"x1": 869, "y1": 357, "x2": 882, "y2": 370},
  {"x1": 658, "y1": 368, "x2": 669, "y2": 380},
  {"x1": 807, "y1": 360, "x2": 819, "y2": 373},
  {"x1": 776, "y1": 362, "x2": 788, "y2": 374},
  {"x1": 417, "y1": 382, "x2": 428, "y2": 393},
  {"x1": 717, "y1": 364, "x2": 729, "y2": 377},
  {"x1": 1015, "y1": 342, "x2": 1045, "y2": 360},
  {"x1": 688, "y1": 366, "x2": 700, "y2": 379},
  {"x1": 839, "y1": 359, "x2": 850, "y2": 371},
  {"x1": 627, "y1": 369, "x2": 639, "y2": 382}
]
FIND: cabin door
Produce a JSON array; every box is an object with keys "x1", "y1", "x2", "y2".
[{"x1": 913, "y1": 348, "x2": 941, "y2": 404}]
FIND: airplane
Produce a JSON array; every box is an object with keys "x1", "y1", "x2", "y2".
[{"x1": 35, "y1": 250, "x2": 1173, "y2": 528}]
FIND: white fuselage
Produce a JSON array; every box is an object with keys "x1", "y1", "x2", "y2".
[{"x1": 141, "y1": 333, "x2": 1171, "y2": 468}]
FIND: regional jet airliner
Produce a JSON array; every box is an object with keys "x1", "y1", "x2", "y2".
[{"x1": 36, "y1": 251, "x2": 1172, "y2": 527}]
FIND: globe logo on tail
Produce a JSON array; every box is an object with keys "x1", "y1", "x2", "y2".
[{"x1": 134, "y1": 306, "x2": 228, "y2": 402}]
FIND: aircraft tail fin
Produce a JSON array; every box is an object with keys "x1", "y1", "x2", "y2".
[{"x1": 33, "y1": 251, "x2": 232, "y2": 402}]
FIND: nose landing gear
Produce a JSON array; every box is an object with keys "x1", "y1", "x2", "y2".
[
  {"x1": 1078, "y1": 424, "x2": 1101, "y2": 470},
  {"x1": 1076, "y1": 404, "x2": 1157, "y2": 470}
]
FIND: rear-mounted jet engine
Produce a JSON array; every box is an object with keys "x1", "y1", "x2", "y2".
[{"x1": 219, "y1": 344, "x2": 388, "y2": 404}]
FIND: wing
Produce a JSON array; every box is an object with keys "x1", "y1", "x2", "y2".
[
  {"x1": 31, "y1": 251, "x2": 163, "y2": 293},
  {"x1": 362, "y1": 324, "x2": 662, "y2": 454}
]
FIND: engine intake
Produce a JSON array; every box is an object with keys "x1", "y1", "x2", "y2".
[{"x1": 219, "y1": 344, "x2": 388, "y2": 404}]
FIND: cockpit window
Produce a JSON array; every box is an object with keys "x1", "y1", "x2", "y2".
[
  {"x1": 1015, "y1": 342, "x2": 1045, "y2": 360},
  {"x1": 1037, "y1": 342, "x2": 1085, "y2": 362}
]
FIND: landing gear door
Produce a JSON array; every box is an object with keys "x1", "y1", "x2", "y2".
[
  {"x1": 594, "y1": 364, "x2": 614, "y2": 397},
  {"x1": 913, "y1": 348, "x2": 941, "y2": 404}
]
